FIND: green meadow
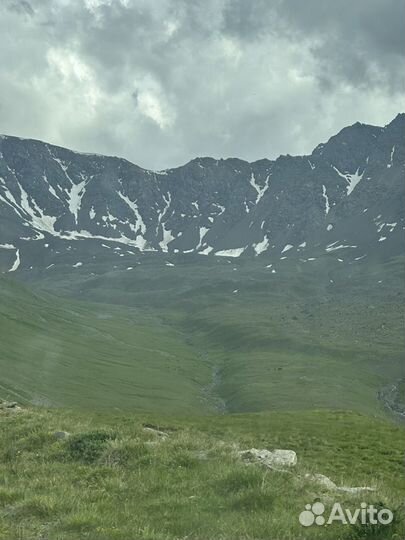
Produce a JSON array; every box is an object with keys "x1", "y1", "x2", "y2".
[
  {"x1": 0, "y1": 407, "x2": 404, "y2": 540},
  {"x1": 2, "y1": 255, "x2": 404, "y2": 416},
  {"x1": 0, "y1": 254, "x2": 404, "y2": 539}
]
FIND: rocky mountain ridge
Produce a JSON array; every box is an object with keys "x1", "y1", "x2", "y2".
[{"x1": 0, "y1": 114, "x2": 404, "y2": 272}]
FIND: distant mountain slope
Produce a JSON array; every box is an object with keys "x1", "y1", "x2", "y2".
[
  {"x1": 1, "y1": 254, "x2": 404, "y2": 416},
  {"x1": 0, "y1": 276, "x2": 210, "y2": 413},
  {"x1": 0, "y1": 114, "x2": 404, "y2": 272}
]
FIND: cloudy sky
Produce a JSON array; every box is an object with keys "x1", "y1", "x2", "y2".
[{"x1": 1, "y1": 0, "x2": 404, "y2": 170}]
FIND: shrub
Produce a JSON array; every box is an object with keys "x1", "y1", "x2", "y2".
[{"x1": 65, "y1": 430, "x2": 116, "y2": 464}]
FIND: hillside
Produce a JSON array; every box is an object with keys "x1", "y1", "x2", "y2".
[
  {"x1": 1, "y1": 253, "x2": 404, "y2": 417},
  {"x1": 0, "y1": 406, "x2": 404, "y2": 540},
  {"x1": 0, "y1": 276, "x2": 211, "y2": 413}
]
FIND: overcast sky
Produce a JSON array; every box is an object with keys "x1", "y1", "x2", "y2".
[{"x1": 1, "y1": 0, "x2": 404, "y2": 170}]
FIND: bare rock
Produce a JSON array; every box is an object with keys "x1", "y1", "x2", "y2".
[
  {"x1": 0, "y1": 401, "x2": 18, "y2": 409},
  {"x1": 305, "y1": 473, "x2": 337, "y2": 490},
  {"x1": 143, "y1": 426, "x2": 169, "y2": 439},
  {"x1": 338, "y1": 485, "x2": 376, "y2": 494},
  {"x1": 239, "y1": 448, "x2": 297, "y2": 469},
  {"x1": 0, "y1": 400, "x2": 22, "y2": 412},
  {"x1": 305, "y1": 473, "x2": 375, "y2": 493}
]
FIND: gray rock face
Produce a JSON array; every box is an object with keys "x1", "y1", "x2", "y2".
[
  {"x1": 0, "y1": 114, "x2": 404, "y2": 272},
  {"x1": 239, "y1": 448, "x2": 297, "y2": 469}
]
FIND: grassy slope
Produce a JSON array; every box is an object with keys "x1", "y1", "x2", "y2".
[
  {"x1": 180, "y1": 292, "x2": 404, "y2": 414},
  {"x1": 0, "y1": 256, "x2": 404, "y2": 539},
  {"x1": 2, "y1": 255, "x2": 405, "y2": 417},
  {"x1": 0, "y1": 277, "x2": 211, "y2": 414},
  {"x1": 0, "y1": 407, "x2": 404, "y2": 540}
]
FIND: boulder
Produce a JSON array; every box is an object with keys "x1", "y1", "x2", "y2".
[
  {"x1": 0, "y1": 401, "x2": 18, "y2": 409},
  {"x1": 239, "y1": 448, "x2": 297, "y2": 469},
  {"x1": 0, "y1": 400, "x2": 22, "y2": 412},
  {"x1": 338, "y1": 485, "x2": 376, "y2": 494},
  {"x1": 305, "y1": 473, "x2": 375, "y2": 493},
  {"x1": 143, "y1": 426, "x2": 169, "y2": 439},
  {"x1": 305, "y1": 473, "x2": 337, "y2": 490}
]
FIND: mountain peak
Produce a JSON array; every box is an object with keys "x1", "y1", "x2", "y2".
[{"x1": 387, "y1": 112, "x2": 405, "y2": 128}]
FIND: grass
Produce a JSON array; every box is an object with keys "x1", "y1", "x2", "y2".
[
  {"x1": 0, "y1": 254, "x2": 404, "y2": 538},
  {"x1": 1, "y1": 254, "x2": 404, "y2": 417},
  {"x1": 0, "y1": 407, "x2": 404, "y2": 540},
  {"x1": 0, "y1": 277, "x2": 211, "y2": 413}
]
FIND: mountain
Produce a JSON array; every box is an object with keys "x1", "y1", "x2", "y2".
[
  {"x1": 0, "y1": 114, "x2": 404, "y2": 273},
  {"x1": 0, "y1": 116, "x2": 404, "y2": 419}
]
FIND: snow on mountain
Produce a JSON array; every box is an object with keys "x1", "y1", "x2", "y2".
[{"x1": 0, "y1": 114, "x2": 404, "y2": 272}]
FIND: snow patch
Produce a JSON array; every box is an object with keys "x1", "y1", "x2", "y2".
[
  {"x1": 281, "y1": 244, "x2": 293, "y2": 254},
  {"x1": 43, "y1": 175, "x2": 61, "y2": 201},
  {"x1": 249, "y1": 172, "x2": 270, "y2": 204},
  {"x1": 212, "y1": 203, "x2": 225, "y2": 215},
  {"x1": 16, "y1": 181, "x2": 58, "y2": 235},
  {"x1": 118, "y1": 192, "x2": 146, "y2": 235},
  {"x1": 65, "y1": 174, "x2": 88, "y2": 224},
  {"x1": 386, "y1": 222, "x2": 397, "y2": 232},
  {"x1": 387, "y1": 146, "x2": 395, "y2": 168},
  {"x1": 9, "y1": 249, "x2": 20, "y2": 272},
  {"x1": 196, "y1": 226, "x2": 210, "y2": 250},
  {"x1": 253, "y1": 235, "x2": 269, "y2": 255},
  {"x1": 159, "y1": 226, "x2": 175, "y2": 252},
  {"x1": 332, "y1": 166, "x2": 364, "y2": 195},
  {"x1": 322, "y1": 185, "x2": 330, "y2": 215},
  {"x1": 215, "y1": 247, "x2": 246, "y2": 258},
  {"x1": 326, "y1": 243, "x2": 357, "y2": 252}
]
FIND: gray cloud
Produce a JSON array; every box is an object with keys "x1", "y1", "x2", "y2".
[
  {"x1": 0, "y1": 0, "x2": 403, "y2": 170},
  {"x1": 222, "y1": 0, "x2": 405, "y2": 91},
  {"x1": 5, "y1": 0, "x2": 35, "y2": 16}
]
